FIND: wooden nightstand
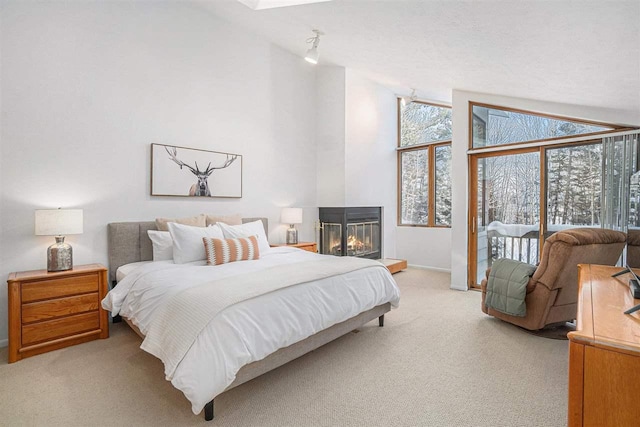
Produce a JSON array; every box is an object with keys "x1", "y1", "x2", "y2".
[
  {"x1": 270, "y1": 242, "x2": 318, "y2": 253},
  {"x1": 7, "y1": 263, "x2": 109, "y2": 363}
]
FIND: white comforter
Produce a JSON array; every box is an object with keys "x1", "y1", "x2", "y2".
[{"x1": 102, "y1": 247, "x2": 400, "y2": 414}]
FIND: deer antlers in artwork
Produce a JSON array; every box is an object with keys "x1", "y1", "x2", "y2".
[
  {"x1": 164, "y1": 146, "x2": 238, "y2": 197},
  {"x1": 165, "y1": 146, "x2": 198, "y2": 174}
]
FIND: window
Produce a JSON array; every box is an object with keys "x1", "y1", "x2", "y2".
[
  {"x1": 400, "y1": 101, "x2": 452, "y2": 147},
  {"x1": 467, "y1": 101, "x2": 629, "y2": 288},
  {"x1": 546, "y1": 143, "x2": 602, "y2": 229},
  {"x1": 471, "y1": 141, "x2": 604, "y2": 286},
  {"x1": 400, "y1": 148, "x2": 428, "y2": 225},
  {"x1": 398, "y1": 100, "x2": 452, "y2": 226},
  {"x1": 434, "y1": 145, "x2": 452, "y2": 226},
  {"x1": 470, "y1": 103, "x2": 620, "y2": 149}
]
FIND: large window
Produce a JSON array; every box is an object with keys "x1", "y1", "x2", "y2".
[
  {"x1": 398, "y1": 100, "x2": 452, "y2": 226},
  {"x1": 471, "y1": 142, "x2": 604, "y2": 285},
  {"x1": 468, "y1": 101, "x2": 628, "y2": 288}
]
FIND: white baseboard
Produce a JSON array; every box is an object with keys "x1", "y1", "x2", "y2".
[
  {"x1": 406, "y1": 264, "x2": 468, "y2": 291},
  {"x1": 407, "y1": 263, "x2": 451, "y2": 273},
  {"x1": 0, "y1": 338, "x2": 8, "y2": 348}
]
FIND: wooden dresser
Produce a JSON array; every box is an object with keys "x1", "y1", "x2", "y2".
[
  {"x1": 270, "y1": 242, "x2": 317, "y2": 253},
  {"x1": 7, "y1": 263, "x2": 109, "y2": 363},
  {"x1": 568, "y1": 264, "x2": 640, "y2": 426}
]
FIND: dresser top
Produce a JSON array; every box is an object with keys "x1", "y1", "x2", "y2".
[
  {"x1": 7, "y1": 263, "x2": 106, "y2": 283},
  {"x1": 570, "y1": 264, "x2": 640, "y2": 354}
]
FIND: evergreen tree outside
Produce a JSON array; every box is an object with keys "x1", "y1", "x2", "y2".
[
  {"x1": 435, "y1": 145, "x2": 452, "y2": 226},
  {"x1": 477, "y1": 113, "x2": 604, "y2": 267},
  {"x1": 399, "y1": 101, "x2": 452, "y2": 226}
]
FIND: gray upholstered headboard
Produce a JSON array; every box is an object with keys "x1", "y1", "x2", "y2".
[{"x1": 107, "y1": 217, "x2": 268, "y2": 284}]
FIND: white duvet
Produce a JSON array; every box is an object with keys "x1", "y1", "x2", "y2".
[{"x1": 102, "y1": 247, "x2": 400, "y2": 414}]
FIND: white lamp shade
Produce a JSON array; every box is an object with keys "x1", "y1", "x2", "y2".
[
  {"x1": 35, "y1": 209, "x2": 84, "y2": 236},
  {"x1": 304, "y1": 47, "x2": 319, "y2": 64},
  {"x1": 281, "y1": 208, "x2": 303, "y2": 225}
]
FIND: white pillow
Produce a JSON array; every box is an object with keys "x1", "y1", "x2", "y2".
[
  {"x1": 167, "y1": 222, "x2": 224, "y2": 264},
  {"x1": 147, "y1": 230, "x2": 174, "y2": 261},
  {"x1": 218, "y1": 220, "x2": 270, "y2": 254}
]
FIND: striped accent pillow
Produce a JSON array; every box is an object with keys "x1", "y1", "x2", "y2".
[{"x1": 203, "y1": 235, "x2": 260, "y2": 266}]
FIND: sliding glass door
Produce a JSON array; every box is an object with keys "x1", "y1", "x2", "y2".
[
  {"x1": 466, "y1": 103, "x2": 631, "y2": 288},
  {"x1": 470, "y1": 149, "x2": 540, "y2": 286},
  {"x1": 469, "y1": 142, "x2": 604, "y2": 288}
]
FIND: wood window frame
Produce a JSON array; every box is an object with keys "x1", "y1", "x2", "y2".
[
  {"x1": 397, "y1": 142, "x2": 451, "y2": 228},
  {"x1": 468, "y1": 143, "x2": 607, "y2": 290},
  {"x1": 468, "y1": 146, "x2": 543, "y2": 289},
  {"x1": 466, "y1": 101, "x2": 631, "y2": 290},
  {"x1": 397, "y1": 98, "x2": 452, "y2": 228},
  {"x1": 468, "y1": 101, "x2": 630, "y2": 151}
]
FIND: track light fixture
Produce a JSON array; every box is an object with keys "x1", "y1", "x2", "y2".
[
  {"x1": 400, "y1": 89, "x2": 417, "y2": 107},
  {"x1": 304, "y1": 29, "x2": 324, "y2": 64}
]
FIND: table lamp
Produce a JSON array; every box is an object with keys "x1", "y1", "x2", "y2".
[
  {"x1": 281, "y1": 207, "x2": 303, "y2": 244},
  {"x1": 35, "y1": 208, "x2": 84, "y2": 272}
]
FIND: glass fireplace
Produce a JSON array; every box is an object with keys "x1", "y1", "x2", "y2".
[{"x1": 319, "y1": 207, "x2": 382, "y2": 259}]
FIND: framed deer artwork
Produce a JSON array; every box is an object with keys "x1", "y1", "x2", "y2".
[{"x1": 151, "y1": 143, "x2": 242, "y2": 198}]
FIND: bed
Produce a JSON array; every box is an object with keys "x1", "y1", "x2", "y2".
[{"x1": 103, "y1": 218, "x2": 400, "y2": 421}]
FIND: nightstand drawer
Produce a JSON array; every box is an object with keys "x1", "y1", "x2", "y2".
[
  {"x1": 21, "y1": 273, "x2": 99, "y2": 302},
  {"x1": 22, "y1": 293, "x2": 99, "y2": 323},
  {"x1": 22, "y1": 311, "x2": 100, "y2": 346}
]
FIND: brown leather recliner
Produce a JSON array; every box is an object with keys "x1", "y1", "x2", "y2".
[
  {"x1": 481, "y1": 228, "x2": 626, "y2": 330},
  {"x1": 626, "y1": 228, "x2": 640, "y2": 268}
]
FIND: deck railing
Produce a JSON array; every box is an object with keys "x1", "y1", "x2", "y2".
[{"x1": 487, "y1": 230, "x2": 540, "y2": 266}]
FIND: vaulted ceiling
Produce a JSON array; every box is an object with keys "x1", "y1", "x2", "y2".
[{"x1": 198, "y1": 0, "x2": 640, "y2": 117}]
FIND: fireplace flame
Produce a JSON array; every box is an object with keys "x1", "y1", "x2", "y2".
[
  {"x1": 322, "y1": 221, "x2": 378, "y2": 256},
  {"x1": 347, "y1": 235, "x2": 365, "y2": 252}
]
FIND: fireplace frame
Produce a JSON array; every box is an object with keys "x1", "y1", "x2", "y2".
[{"x1": 319, "y1": 207, "x2": 382, "y2": 259}]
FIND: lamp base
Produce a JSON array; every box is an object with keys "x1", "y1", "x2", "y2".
[
  {"x1": 47, "y1": 236, "x2": 73, "y2": 272},
  {"x1": 286, "y1": 227, "x2": 298, "y2": 245}
]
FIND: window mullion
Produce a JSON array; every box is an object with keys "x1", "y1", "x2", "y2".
[
  {"x1": 398, "y1": 99, "x2": 452, "y2": 227},
  {"x1": 428, "y1": 145, "x2": 436, "y2": 227}
]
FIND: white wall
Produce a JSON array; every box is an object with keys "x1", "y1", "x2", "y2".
[
  {"x1": 316, "y1": 66, "x2": 346, "y2": 206},
  {"x1": 394, "y1": 96, "x2": 453, "y2": 272},
  {"x1": 314, "y1": 68, "x2": 399, "y2": 258},
  {"x1": 396, "y1": 227, "x2": 451, "y2": 271},
  {"x1": 344, "y1": 70, "x2": 397, "y2": 258},
  {"x1": 0, "y1": 1, "x2": 318, "y2": 342},
  {"x1": 338, "y1": 70, "x2": 452, "y2": 267},
  {"x1": 450, "y1": 90, "x2": 640, "y2": 290},
  {"x1": 0, "y1": 2, "x2": 4, "y2": 346}
]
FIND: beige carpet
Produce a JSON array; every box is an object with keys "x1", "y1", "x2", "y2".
[{"x1": 0, "y1": 268, "x2": 568, "y2": 426}]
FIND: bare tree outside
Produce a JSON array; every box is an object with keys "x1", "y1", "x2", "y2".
[
  {"x1": 481, "y1": 152, "x2": 540, "y2": 267},
  {"x1": 475, "y1": 110, "x2": 605, "y2": 272},
  {"x1": 473, "y1": 106, "x2": 612, "y2": 148},
  {"x1": 400, "y1": 149, "x2": 429, "y2": 225},
  {"x1": 400, "y1": 102, "x2": 452, "y2": 147},
  {"x1": 483, "y1": 153, "x2": 540, "y2": 226},
  {"x1": 399, "y1": 101, "x2": 452, "y2": 226}
]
